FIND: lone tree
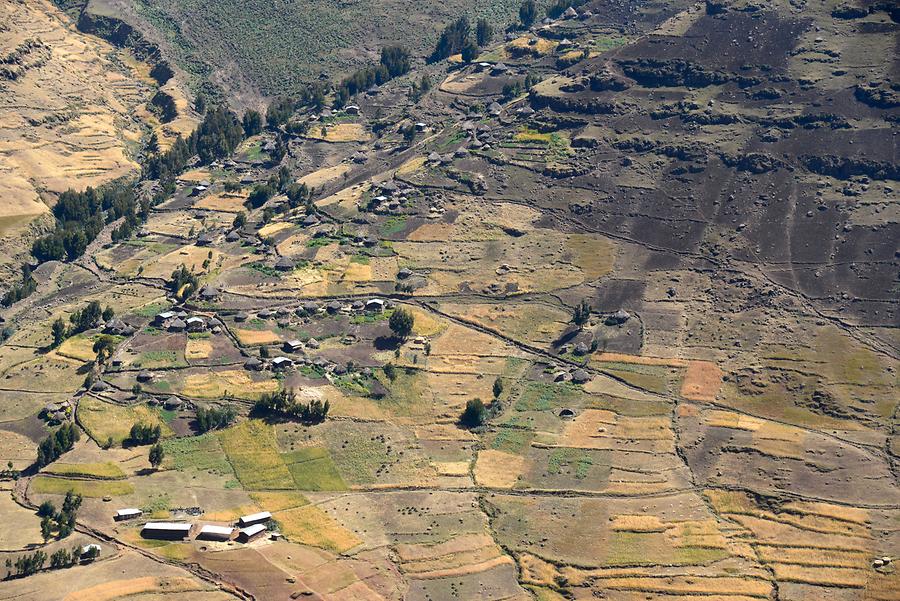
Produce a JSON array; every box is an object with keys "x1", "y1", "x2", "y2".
[
  {"x1": 389, "y1": 308, "x2": 414, "y2": 340},
  {"x1": 148, "y1": 443, "x2": 164, "y2": 470},
  {"x1": 571, "y1": 299, "x2": 591, "y2": 328},
  {"x1": 460, "y1": 398, "x2": 487, "y2": 428},
  {"x1": 51, "y1": 317, "x2": 67, "y2": 348},
  {"x1": 519, "y1": 0, "x2": 538, "y2": 27},
  {"x1": 493, "y1": 376, "x2": 504, "y2": 399},
  {"x1": 476, "y1": 18, "x2": 493, "y2": 46},
  {"x1": 461, "y1": 39, "x2": 479, "y2": 63}
]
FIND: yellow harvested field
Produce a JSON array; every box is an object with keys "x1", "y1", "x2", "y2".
[
  {"x1": 0, "y1": 491, "x2": 43, "y2": 550},
  {"x1": 609, "y1": 514, "x2": 667, "y2": 532},
  {"x1": 396, "y1": 156, "x2": 426, "y2": 176},
  {"x1": 275, "y1": 504, "x2": 362, "y2": 553},
  {"x1": 298, "y1": 164, "x2": 351, "y2": 187},
  {"x1": 0, "y1": 430, "x2": 38, "y2": 470},
  {"x1": 560, "y1": 409, "x2": 618, "y2": 449},
  {"x1": 178, "y1": 168, "x2": 212, "y2": 183},
  {"x1": 182, "y1": 370, "x2": 278, "y2": 399},
  {"x1": 315, "y1": 182, "x2": 368, "y2": 210},
  {"x1": 519, "y1": 554, "x2": 560, "y2": 586},
  {"x1": 185, "y1": 338, "x2": 212, "y2": 360},
  {"x1": 474, "y1": 450, "x2": 525, "y2": 488},
  {"x1": 406, "y1": 555, "x2": 515, "y2": 580},
  {"x1": 258, "y1": 221, "x2": 294, "y2": 237},
  {"x1": 771, "y1": 564, "x2": 867, "y2": 587},
  {"x1": 595, "y1": 575, "x2": 772, "y2": 597},
  {"x1": 433, "y1": 461, "x2": 470, "y2": 476},
  {"x1": 756, "y1": 545, "x2": 868, "y2": 568},
  {"x1": 233, "y1": 328, "x2": 282, "y2": 346},
  {"x1": 195, "y1": 191, "x2": 249, "y2": 213},
  {"x1": 64, "y1": 577, "x2": 205, "y2": 601},
  {"x1": 140, "y1": 244, "x2": 220, "y2": 279},
  {"x1": 592, "y1": 352, "x2": 688, "y2": 367},
  {"x1": 783, "y1": 501, "x2": 869, "y2": 525},
  {"x1": 308, "y1": 123, "x2": 370, "y2": 142},
  {"x1": 409, "y1": 307, "x2": 446, "y2": 337},
  {"x1": 55, "y1": 334, "x2": 99, "y2": 362}
]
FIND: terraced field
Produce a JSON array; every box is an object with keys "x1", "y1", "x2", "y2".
[{"x1": 0, "y1": 0, "x2": 897, "y2": 599}]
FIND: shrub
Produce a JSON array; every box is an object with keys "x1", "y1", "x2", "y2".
[{"x1": 460, "y1": 398, "x2": 486, "y2": 428}]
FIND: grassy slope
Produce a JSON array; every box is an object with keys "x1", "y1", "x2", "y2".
[{"x1": 127, "y1": 0, "x2": 548, "y2": 95}]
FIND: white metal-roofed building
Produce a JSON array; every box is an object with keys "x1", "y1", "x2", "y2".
[
  {"x1": 237, "y1": 523, "x2": 268, "y2": 543},
  {"x1": 238, "y1": 511, "x2": 272, "y2": 527},
  {"x1": 197, "y1": 524, "x2": 235, "y2": 541},
  {"x1": 114, "y1": 508, "x2": 142, "y2": 521}
]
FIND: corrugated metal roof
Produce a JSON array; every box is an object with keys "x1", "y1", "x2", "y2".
[
  {"x1": 239, "y1": 511, "x2": 272, "y2": 524},
  {"x1": 142, "y1": 522, "x2": 191, "y2": 531},
  {"x1": 199, "y1": 525, "x2": 234, "y2": 537},
  {"x1": 239, "y1": 523, "x2": 267, "y2": 537}
]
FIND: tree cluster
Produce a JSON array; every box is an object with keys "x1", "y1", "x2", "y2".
[
  {"x1": 1, "y1": 265, "x2": 37, "y2": 307},
  {"x1": 32, "y1": 183, "x2": 136, "y2": 263},
  {"x1": 167, "y1": 264, "x2": 200, "y2": 301},
  {"x1": 254, "y1": 389, "x2": 329, "y2": 423},
  {"x1": 571, "y1": 299, "x2": 591, "y2": 327},
  {"x1": 334, "y1": 46, "x2": 411, "y2": 107},
  {"x1": 195, "y1": 405, "x2": 237, "y2": 433},
  {"x1": 49, "y1": 546, "x2": 84, "y2": 569},
  {"x1": 38, "y1": 491, "x2": 82, "y2": 541},
  {"x1": 129, "y1": 422, "x2": 161, "y2": 445},
  {"x1": 431, "y1": 17, "x2": 471, "y2": 62},
  {"x1": 5, "y1": 550, "x2": 46, "y2": 579},
  {"x1": 145, "y1": 106, "x2": 245, "y2": 182},
  {"x1": 65, "y1": 301, "x2": 113, "y2": 338},
  {"x1": 519, "y1": 0, "x2": 538, "y2": 27},
  {"x1": 36, "y1": 423, "x2": 79, "y2": 468}
]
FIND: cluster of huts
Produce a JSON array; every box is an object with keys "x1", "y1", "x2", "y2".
[
  {"x1": 152, "y1": 310, "x2": 217, "y2": 334},
  {"x1": 363, "y1": 180, "x2": 419, "y2": 215},
  {"x1": 120, "y1": 508, "x2": 273, "y2": 545},
  {"x1": 41, "y1": 400, "x2": 73, "y2": 423}
]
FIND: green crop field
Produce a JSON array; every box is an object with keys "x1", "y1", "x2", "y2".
[{"x1": 282, "y1": 447, "x2": 348, "y2": 491}]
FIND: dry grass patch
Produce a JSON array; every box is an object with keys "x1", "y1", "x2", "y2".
[
  {"x1": 308, "y1": 123, "x2": 370, "y2": 142},
  {"x1": 184, "y1": 337, "x2": 213, "y2": 360},
  {"x1": 44, "y1": 462, "x2": 126, "y2": 479},
  {"x1": 474, "y1": 450, "x2": 525, "y2": 488},
  {"x1": 64, "y1": 576, "x2": 205, "y2": 601},
  {"x1": 182, "y1": 369, "x2": 278, "y2": 399},
  {"x1": 396, "y1": 156, "x2": 426, "y2": 176},
  {"x1": 275, "y1": 504, "x2": 361, "y2": 553},
  {"x1": 195, "y1": 191, "x2": 249, "y2": 213},
  {"x1": 298, "y1": 164, "x2": 350, "y2": 187},
  {"x1": 680, "y1": 360, "x2": 723, "y2": 401},
  {"x1": 78, "y1": 396, "x2": 172, "y2": 445},
  {"x1": 31, "y1": 476, "x2": 134, "y2": 497},
  {"x1": 234, "y1": 328, "x2": 283, "y2": 346},
  {"x1": 55, "y1": 334, "x2": 100, "y2": 362},
  {"x1": 519, "y1": 554, "x2": 560, "y2": 586}
]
